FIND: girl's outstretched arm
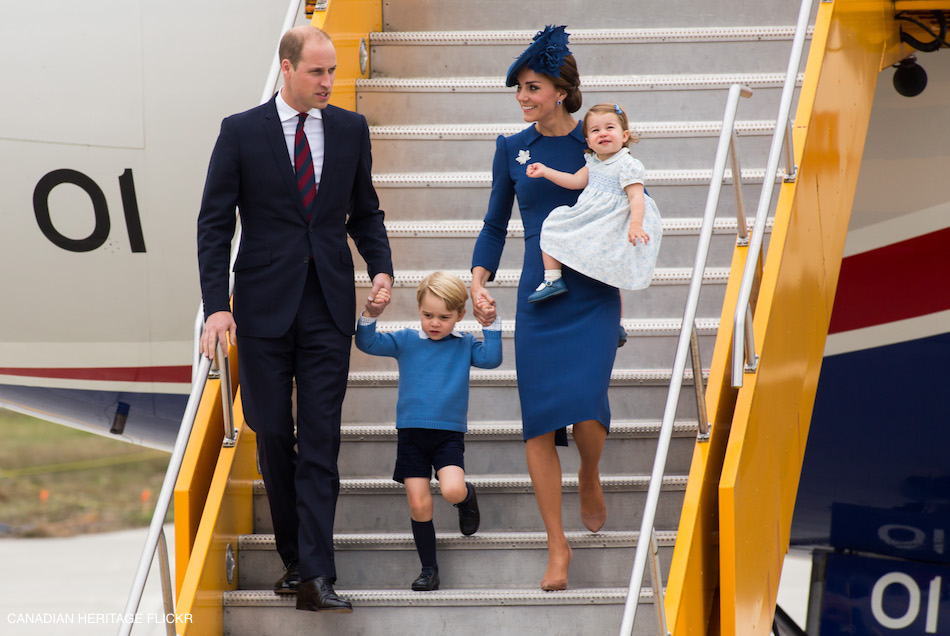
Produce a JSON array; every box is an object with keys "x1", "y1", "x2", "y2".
[
  {"x1": 526, "y1": 162, "x2": 589, "y2": 190},
  {"x1": 624, "y1": 183, "x2": 650, "y2": 245}
]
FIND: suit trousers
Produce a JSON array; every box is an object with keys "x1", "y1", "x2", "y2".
[{"x1": 237, "y1": 264, "x2": 351, "y2": 580}]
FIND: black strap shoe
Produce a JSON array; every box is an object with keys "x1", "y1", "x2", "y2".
[
  {"x1": 296, "y1": 576, "x2": 353, "y2": 613},
  {"x1": 411, "y1": 566, "x2": 440, "y2": 591},
  {"x1": 273, "y1": 562, "x2": 300, "y2": 595},
  {"x1": 454, "y1": 485, "x2": 480, "y2": 536}
]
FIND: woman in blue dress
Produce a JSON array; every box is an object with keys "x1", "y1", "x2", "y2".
[{"x1": 470, "y1": 26, "x2": 619, "y2": 591}]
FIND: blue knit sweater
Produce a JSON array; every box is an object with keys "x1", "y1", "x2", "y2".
[{"x1": 355, "y1": 318, "x2": 503, "y2": 432}]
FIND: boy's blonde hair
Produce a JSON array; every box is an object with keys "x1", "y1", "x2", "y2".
[
  {"x1": 582, "y1": 103, "x2": 640, "y2": 150},
  {"x1": 416, "y1": 271, "x2": 468, "y2": 313}
]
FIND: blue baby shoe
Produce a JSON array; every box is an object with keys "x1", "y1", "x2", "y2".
[{"x1": 527, "y1": 278, "x2": 568, "y2": 303}]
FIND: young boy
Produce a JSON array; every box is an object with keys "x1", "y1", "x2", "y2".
[{"x1": 355, "y1": 271, "x2": 502, "y2": 591}]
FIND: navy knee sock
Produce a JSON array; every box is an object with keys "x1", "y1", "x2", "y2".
[{"x1": 411, "y1": 519, "x2": 438, "y2": 568}]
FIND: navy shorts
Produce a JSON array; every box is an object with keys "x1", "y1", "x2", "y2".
[{"x1": 393, "y1": 428, "x2": 465, "y2": 483}]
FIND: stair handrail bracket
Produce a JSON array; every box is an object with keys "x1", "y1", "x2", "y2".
[
  {"x1": 619, "y1": 82, "x2": 752, "y2": 636},
  {"x1": 117, "y1": 1, "x2": 305, "y2": 634},
  {"x1": 732, "y1": 0, "x2": 812, "y2": 389}
]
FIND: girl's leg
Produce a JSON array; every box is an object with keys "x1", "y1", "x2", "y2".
[
  {"x1": 541, "y1": 251, "x2": 562, "y2": 272},
  {"x1": 525, "y1": 431, "x2": 573, "y2": 590},
  {"x1": 572, "y1": 420, "x2": 608, "y2": 532}
]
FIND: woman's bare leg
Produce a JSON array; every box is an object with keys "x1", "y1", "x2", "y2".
[
  {"x1": 526, "y1": 431, "x2": 573, "y2": 590},
  {"x1": 573, "y1": 420, "x2": 608, "y2": 532}
]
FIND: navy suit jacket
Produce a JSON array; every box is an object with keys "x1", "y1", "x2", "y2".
[{"x1": 197, "y1": 96, "x2": 392, "y2": 337}]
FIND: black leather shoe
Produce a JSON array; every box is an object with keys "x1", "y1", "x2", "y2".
[
  {"x1": 411, "y1": 566, "x2": 440, "y2": 591},
  {"x1": 454, "y1": 486, "x2": 480, "y2": 536},
  {"x1": 273, "y1": 563, "x2": 300, "y2": 595},
  {"x1": 296, "y1": 576, "x2": 353, "y2": 613}
]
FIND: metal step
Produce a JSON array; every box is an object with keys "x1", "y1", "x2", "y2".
[
  {"x1": 369, "y1": 27, "x2": 811, "y2": 77},
  {"x1": 381, "y1": 0, "x2": 815, "y2": 31},
  {"x1": 223, "y1": 587, "x2": 659, "y2": 636},
  {"x1": 337, "y1": 420, "x2": 700, "y2": 477},
  {"x1": 353, "y1": 267, "x2": 731, "y2": 320},
  {"x1": 253, "y1": 475, "x2": 688, "y2": 534},
  {"x1": 359, "y1": 219, "x2": 756, "y2": 271},
  {"x1": 238, "y1": 530, "x2": 675, "y2": 590},
  {"x1": 348, "y1": 317, "x2": 718, "y2": 372},
  {"x1": 369, "y1": 120, "x2": 776, "y2": 172},
  {"x1": 375, "y1": 174, "x2": 782, "y2": 221},
  {"x1": 356, "y1": 73, "x2": 803, "y2": 124}
]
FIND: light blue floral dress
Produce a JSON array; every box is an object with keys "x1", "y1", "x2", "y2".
[{"x1": 539, "y1": 147, "x2": 662, "y2": 290}]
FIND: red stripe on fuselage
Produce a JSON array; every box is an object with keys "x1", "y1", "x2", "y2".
[
  {"x1": 829, "y1": 227, "x2": 950, "y2": 334},
  {"x1": 0, "y1": 366, "x2": 191, "y2": 383}
]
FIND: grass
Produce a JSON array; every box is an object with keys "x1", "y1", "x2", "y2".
[{"x1": 0, "y1": 409, "x2": 172, "y2": 537}]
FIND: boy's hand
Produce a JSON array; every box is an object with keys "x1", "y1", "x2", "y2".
[
  {"x1": 628, "y1": 224, "x2": 650, "y2": 246},
  {"x1": 526, "y1": 163, "x2": 546, "y2": 179},
  {"x1": 364, "y1": 286, "x2": 391, "y2": 317}
]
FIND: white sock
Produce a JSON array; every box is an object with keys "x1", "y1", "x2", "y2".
[{"x1": 544, "y1": 269, "x2": 562, "y2": 282}]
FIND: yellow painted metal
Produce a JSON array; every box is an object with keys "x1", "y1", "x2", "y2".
[
  {"x1": 717, "y1": 1, "x2": 905, "y2": 634},
  {"x1": 174, "y1": 344, "x2": 239, "y2": 594},
  {"x1": 176, "y1": 395, "x2": 257, "y2": 636},
  {"x1": 309, "y1": 0, "x2": 382, "y2": 111},
  {"x1": 663, "y1": 242, "x2": 749, "y2": 633}
]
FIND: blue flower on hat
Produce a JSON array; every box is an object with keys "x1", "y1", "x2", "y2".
[{"x1": 505, "y1": 25, "x2": 572, "y2": 87}]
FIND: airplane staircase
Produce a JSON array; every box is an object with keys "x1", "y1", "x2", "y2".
[{"x1": 152, "y1": 0, "x2": 907, "y2": 634}]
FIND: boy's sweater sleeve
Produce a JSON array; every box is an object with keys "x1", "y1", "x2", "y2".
[
  {"x1": 355, "y1": 317, "x2": 404, "y2": 358},
  {"x1": 470, "y1": 315, "x2": 503, "y2": 369}
]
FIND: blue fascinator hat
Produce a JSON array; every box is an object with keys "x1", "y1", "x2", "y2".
[{"x1": 505, "y1": 25, "x2": 572, "y2": 87}]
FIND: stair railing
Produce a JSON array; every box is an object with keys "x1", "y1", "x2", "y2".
[
  {"x1": 116, "y1": 1, "x2": 306, "y2": 633},
  {"x1": 618, "y1": 82, "x2": 753, "y2": 636},
  {"x1": 732, "y1": 0, "x2": 811, "y2": 388}
]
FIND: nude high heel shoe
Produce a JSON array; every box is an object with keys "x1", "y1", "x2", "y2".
[{"x1": 540, "y1": 545, "x2": 573, "y2": 591}]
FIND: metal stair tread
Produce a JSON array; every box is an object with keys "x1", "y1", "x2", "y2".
[
  {"x1": 224, "y1": 587, "x2": 653, "y2": 607},
  {"x1": 341, "y1": 419, "x2": 699, "y2": 439},
  {"x1": 253, "y1": 474, "x2": 688, "y2": 495},
  {"x1": 239, "y1": 529, "x2": 677, "y2": 551},
  {"x1": 369, "y1": 26, "x2": 810, "y2": 45},
  {"x1": 366, "y1": 317, "x2": 719, "y2": 336},
  {"x1": 357, "y1": 72, "x2": 804, "y2": 91},
  {"x1": 355, "y1": 267, "x2": 731, "y2": 287},
  {"x1": 370, "y1": 120, "x2": 777, "y2": 139},
  {"x1": 380, "y1": 217, "x2": 772, "y2": 236},
  {"x1": 372, "y1": 167, "x2": 781, "y2": 186},
  {"x1": 346, "y1": 368, "x2": 706, "y2": 386}
]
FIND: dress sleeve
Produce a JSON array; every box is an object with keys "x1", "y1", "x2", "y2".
[
  {"x1": 619, "y1": 155, "x2": 647, "y2": 190},
  {"x1": 471, "y1": 135, "x2": 515, "y2": 281}
]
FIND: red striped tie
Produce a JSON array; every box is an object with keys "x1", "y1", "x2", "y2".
[{"x1": 294, "y1": 113, "x2": 317, "y2": 210}]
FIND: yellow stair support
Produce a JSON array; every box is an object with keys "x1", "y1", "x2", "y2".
[
  {"x1": 309, "y1": 0, "x2": 382, "y2": 111},
  {"x1": 665, "y1": 1, "x2": 913, "y2": 633}
]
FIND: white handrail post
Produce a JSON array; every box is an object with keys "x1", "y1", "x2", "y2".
[
  {"x1": 732, "y1": 0, "x2": 812, "y2": 388},
  {"x1": 618, "y1": 83, "x2": 751, "y2": 636}
]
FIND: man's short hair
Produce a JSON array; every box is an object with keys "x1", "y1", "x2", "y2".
[{"x1": 279, "y1": 26, "x2": 332, "y2": 69}]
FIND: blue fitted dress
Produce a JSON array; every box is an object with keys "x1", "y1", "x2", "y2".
[{"x1": 472, "y1": 123, "x2": 620, "y2": 446}]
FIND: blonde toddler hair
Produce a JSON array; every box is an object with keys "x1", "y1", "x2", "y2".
[{"x1": 416, "y1": 271, "x2": 468, "y2": 313}]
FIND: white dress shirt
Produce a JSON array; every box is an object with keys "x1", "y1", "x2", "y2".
[{"x1": 275, "y1": 90, "x2": 325, "y2": 192}]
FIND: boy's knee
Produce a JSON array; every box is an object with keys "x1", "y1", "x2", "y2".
[{"x1": 441, "y1": 481, "x2": 468, "y2": 504}]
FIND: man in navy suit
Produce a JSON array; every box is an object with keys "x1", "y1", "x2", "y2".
[{"x1": 197, "y1": 25, "x2": 393, "y2": 613}]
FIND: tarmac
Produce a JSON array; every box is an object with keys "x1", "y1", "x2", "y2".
[
  {"x1": 0, "y1": 523, "x2": 811, "y2": 635},
  {"x1": 0, "y1": 524, "x2": 175, "y2": 636}
]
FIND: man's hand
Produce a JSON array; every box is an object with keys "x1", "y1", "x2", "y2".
[
  {"x1": 364, "y1": 286, "x2": 391, "y2": 317},
  {"x1": 200, "y1": 311, "x2": 237, "y2": 359},
  {"x1": 368, "y1": 272, "x2": 393, "y2": 315}
]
